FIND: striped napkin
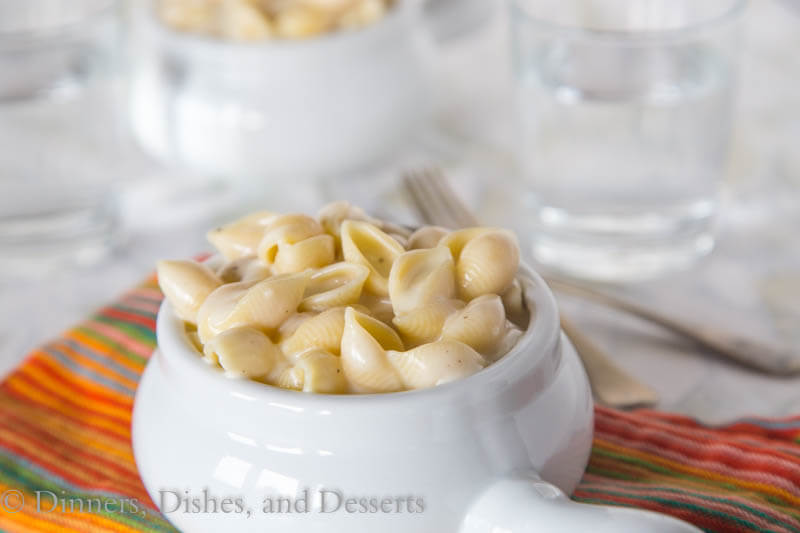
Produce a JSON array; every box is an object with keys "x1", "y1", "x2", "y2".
[{"x1": 0, "y1": 277, "x2": 798, "y2": 533}]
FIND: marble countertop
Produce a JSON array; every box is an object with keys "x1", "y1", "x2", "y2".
[{"x1": 1, "y1": 0, "x2": 798, "y2": 425}]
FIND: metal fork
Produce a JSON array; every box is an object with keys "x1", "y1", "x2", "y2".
[{"x1": 402, "y1": 168, "x2": 660, "y2": 408}]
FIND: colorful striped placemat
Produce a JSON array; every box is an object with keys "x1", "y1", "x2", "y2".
[{"x1": 0, "y1": 277, "x2": 798, "y2": 533}]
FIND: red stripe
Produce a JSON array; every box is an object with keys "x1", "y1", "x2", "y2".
[
  {"x1": 0, "y1": 411, "x2": 139, "y2": 480},
  {"x1": 0, "y1": 427, "x2": 148, "y2": 502},
  {"x1": 596, "y1": 416, "x2": 800, "y2": 487},
  {"x1": 619, "y1": 408, "x2": 800, "y2": 441},
  {"x1": 574, "y1": 491, "x2": 732, "y2": 532},
  {"x1": 27, "y1": 358, "x2": 133, "y2": 411},
  {"x1": 99, "y1": 308, "x2": 157, "y2": 330},
  {"x1": 579, "y1": 475, "x2": 800, "y2": 530},
  {"x1": 597, "y1": 410, "x2": 800, "y2": 466},
  {"x1": 0, "y1": 386, "x2": 130, "y2": 445},
  {"x1": 8, "y1": 372, "x2": 130, "y2": 431},
  {"x1": 82, "y1": 320, "x2": 156, "y2": 359}
]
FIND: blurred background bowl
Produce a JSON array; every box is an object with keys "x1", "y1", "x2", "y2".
[{"x1": 126, "y1": 0, "x2": 433, "y2": 180}]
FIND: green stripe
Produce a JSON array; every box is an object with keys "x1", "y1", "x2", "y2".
[
  {"x1": 73, "y1": 326, "x2": 151, "y2": 367},
  {"x1": 112, "y1": 304, "x2": 158, "y2": 322},
  {"x1": 0, "y1": 456, "x2": 175, "y2": 532},
  {"x1": 574, "y1": 492, "x2": 789, "y2": 533},
  {"x1": 590, "y1": 447, "x2": 755, "y2": 493},
  {"x1": 575, "y1": 498, "x2": 722, "y2": 533},
  {"x1": 91, "y1": 315, "x2": 157, "y2": 346},
  {"x1": 577, "y1": 485, "x2": 800, "y2": 532}
]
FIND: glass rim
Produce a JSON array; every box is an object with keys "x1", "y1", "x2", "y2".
[
  {"x1": 0, "y1": 0, "x2": 116, "y2": 41},
  {"x1": 146, "y1": 0, "x2": 404, "y2": 52},
  {"x1": 510, "y1": 0, "x2": 748, "y2": 41}
]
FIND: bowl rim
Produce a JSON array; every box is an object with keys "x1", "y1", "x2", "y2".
[
  {"x1": 509, "y1": 0, "x2": 747, "y2": 43},
  {"x1": 0, "y1": 0, "x2": 117, "y2": 42},
  {"x1": 154, "y1": 261, "x2": 563, "y2": 411},
  {"x1": 143, "y1": 0, "x2": 409, "y2": 54}
]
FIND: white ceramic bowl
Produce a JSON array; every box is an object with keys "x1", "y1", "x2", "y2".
[
  {"x1": 133, "y1": 264, "x2": 701, "y2": 532},
  {"x1": 126, "y1": 0, "x2": 431, "y2": 178}
]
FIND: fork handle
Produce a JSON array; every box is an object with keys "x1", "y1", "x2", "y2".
[
  {"x1": 561, "y1": 315, "x2": 659, "y2": 408},
  {"x1": 548, "y1": 278, "x2": 800, "y2": 376}
]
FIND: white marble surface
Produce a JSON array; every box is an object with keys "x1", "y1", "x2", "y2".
[{"x1": 1, "y1": 0, "x2": 799, "y2": 425}]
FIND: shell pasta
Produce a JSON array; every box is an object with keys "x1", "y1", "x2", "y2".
[{"x1": 157, "y1": 202, "x2": 529, "y2": 394}]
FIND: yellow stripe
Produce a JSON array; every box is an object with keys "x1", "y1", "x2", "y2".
[
  {"x1": 1, "y1": 410, "x2": 138, "y2": 476},
  {"x1": 3, "y1": 401, "x2": 134, "y2": 465},
  {"x1": 39, "y1": 343, "x2": 139, "y2": 392},
  {"x1": 0, "y1": 427, "x2": 145, "y2": 499},
  {"x1": 32, "y1": 351, "x2": 134, "y2": 406},
  {"x1": 66, "y1": 330, "x2": 148, "y2": 374},
  {"x1": 21, "y1": 362, "x2": 132, "y2": 421},
  {"x1": 4, "y1": 378, "x2": 129, "y2": 439},
  {"x1": 596, "y1": 439, "x2": 800, "y2": 507}
]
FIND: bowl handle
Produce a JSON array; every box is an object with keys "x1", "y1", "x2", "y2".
[{"x1": 461, "y1": 475, "x2": 702, "y2": 533}]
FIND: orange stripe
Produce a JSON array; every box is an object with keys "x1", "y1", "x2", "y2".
[
  {"x1": 82, "y1": 320, "x2": 157, "y2": 359},
  {"x1": 0, "y1": 482, "x2": 135, "y2": 533},
  {"x1": 3, "y1": 378, "x2": 130, "y2": 439},
  {"x1": 1, "y1": 412, "x2": 138, "y2": 476},
  {"x1": 65, "y1": 330, "x2": 148, "y2": 375},
  {"x1": 40, "y1": 343, "x2": 139, "y2": 392},
  {"x1": 14, "y1": 366, "x2": 131, "y2": 423},
  {"x1": 0, "y1": 402, "x2": 133, "y2": 464},
  {"x1": 0, "y1": 427, "x2": 147, "y2": 501},
  {"x1": 26, "y1": 357, "x2": 132, "y2": 411},
  {"x1": 0, "y1": 387, "x2": 130, "y2": 445},
  {"x1": 596, "y1": 438, "x2": 800, "y2": 507}
]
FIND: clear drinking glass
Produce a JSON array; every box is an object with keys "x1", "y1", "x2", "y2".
[
  {"x1": 0, "y1": 0, "x2": 120, "y2": 276},
  {"x1": 510, "y1": 0, "x2": 746, "y2": 281}
]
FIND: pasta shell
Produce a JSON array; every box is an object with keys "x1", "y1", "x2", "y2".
[
  {"x1": 501, "y1": 278, "x2": 530, "y2": 329},
  {"x1": 275, "y1": 366, "x2": 303, "y2": 391},
  {"x1": 388, "y1": 233, "x2": 408, "y2": 249},
  {"x1": 340, "y1": 307, "x2": 404, "y2": 393},
  {"x1": 185, "y1": 330, "x2": 205, "y2": 354},
  {"x1": 488, "y1": 324, "x2": 524, "y2": 363},
  {"x1": 317, "y1": 201, "x2": 408, "y2": 244},
  {"x1": 159, "y1": 0, "x2": 216, "y2": 33},
  {"x1": 283, "y1": 307, "x2": 346, "y2": 356},
  {"x1": 257, "y1": 214, "x2": 324, "y2": 264},
  {"x1": 229, "y1": 272, "x2": 309, "y2": 331},
  {"x1": 216, "y1": 255, "x2": 271, "y2": 283},
  {"x1": 380, "y1": 221, "x2": 413, "y2": 239},
  {"x1": 217, "y1": 0, "x2": 273, "y2": 41},
  {"x1": 276, "y1": 312, "x2": 317, "y2": 343},
  {"x1": 317, "y1": 201, "x2": 381, "y2": 242},
  {"x1": 388, "y1": 246, "x2": 456, "y2": 314},
  {"x1": 439, "y1": 227, "x2": 491, "y2": 260},
  {"x1": 456, "y1": 230, "x2": 520, "y2": 300},
  {"x1": 387, "y1": 340, "x2": 486, "y2": 390},
  {"x1": 300, "y1": 262, "x2": 370, "y2": 312},
  {"x1": 407, "y1": 226, "x2": 450, "y2": 250},
  {"x1": 197, "y1": 273, "x2": 309, "y2": 342},
  {"x1": 274, "y1": 4, "x2": 332, "y2": 38},
  {"x1": 357, "y1": 291, "x2": 395, "y2": 325},
  {"x1": 207, "y1": 211, "x2": 277, "y2": 261},
  {"x1": 339, "y1": 0, "x2": 387, "y2": 29},
  {"x1": 276, "y1": 350, "x2": 347, "y2": 394},
  {"x1": 392, "y1": 299, "x2": 464, "y2": 347},
  {"x1": 157, "y1": 260, "x2": 223, "y2": 324},
  {"x1": 340, "y1": 220, "x2": 405, "y2": 297},
  {"x1": 206, "y1": 326, "x2": 284, "y2": 380},
  {"x1": 441, "y1": 294, "x2": 507, "y2": 355},
  {"x1": 197, "y1": 280, "x2": 256, "y2": 343},
  {"x1": 273, "y1": 234, "x2": 336, "y2": 274}
]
